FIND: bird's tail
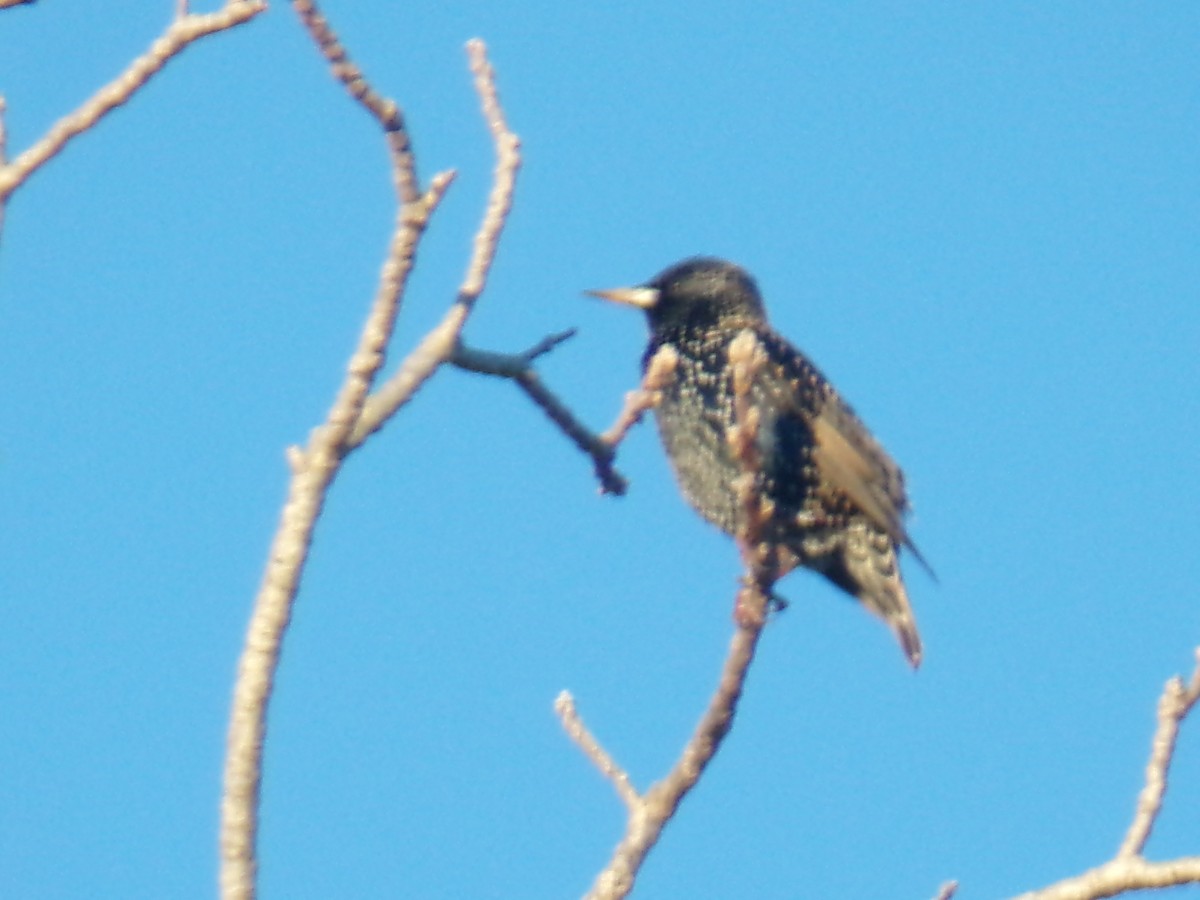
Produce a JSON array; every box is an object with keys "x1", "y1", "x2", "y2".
[
  {"x1": 856, "y1": 563, "x2": 923, "y2": 669},
  {"x1": 794, "y1": 522, "x2": 925, "y2": 668},
  {"x1": 875, "y1": 586, "x2": 923, "y2": 669},
  {"x1": 828, "y1": 528, "x2": 923, "y2": 669}
]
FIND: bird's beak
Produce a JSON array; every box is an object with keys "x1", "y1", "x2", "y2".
[{"x1": 584, "y1": 285, "x2": 660, "y2": 310}]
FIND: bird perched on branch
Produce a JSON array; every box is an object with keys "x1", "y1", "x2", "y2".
[{"x1": 589, "y1": 257, "x2": 931, "y2": 667}]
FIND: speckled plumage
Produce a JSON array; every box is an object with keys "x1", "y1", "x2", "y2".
[{"x1": 592, "y1": 257, "x2": 929, "y2": 667}]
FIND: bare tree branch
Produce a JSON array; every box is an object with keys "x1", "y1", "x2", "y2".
[
  {"x1": 218, "y1": 20, "x2": 519, "y2": 900},
  {"x1": 453, "y1": 328, "x2": 577, "y2": 377},
  {"x1": 574, "y1": 610, "x2": 770, "y2": 900},
  {"x1": 1010, "y1": 856, "x2": 1200, "y2": 900},
  {"x1": 291, "y1": 0, "x2": 419, "y2": 204},
  {"x1": 449, "y1": 334, "x2": 683, "y2": 497},
  {"x1": 555, "y1": 691, "x2": 640, "y2": 811},
  {"x1": 220, "y1": 163, "x2": 456, "y2": 900},
  {"x1": 0, "y1": 1, "x2": 265, "y2": 203},
  {"x1": 348, "y1": 40, "x2": 521, "y2": 448},
  {"x1": 1004, "y1": 647, "x2": 1200, "y2": 900},
  {"x1": 600, "y1": 346, "x2": 678, "y2": 450},
  {"x1": 563, "y1": 333, "x2": 782, "y2": 900},
  {"x1": 451, "y1": 332, "x2": 632, "y2": 495},
  {"x1": 1117, "y1": 648, "x2": 1200, "y2": 859}
]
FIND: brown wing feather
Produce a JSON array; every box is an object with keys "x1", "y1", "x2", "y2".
[
  {"x1": 753, "y1": 327, "x2": 935, "y2": 578},
  {"x1": 810, "y1": 410, "x2": 906, "y2": 542},
  {"x1": 812, "y1": 402, "x2": 936, "y2": 578}
]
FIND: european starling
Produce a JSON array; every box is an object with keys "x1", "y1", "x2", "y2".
[{"x1": 589, "y1": 257, "x2": 930, "y2": 667}]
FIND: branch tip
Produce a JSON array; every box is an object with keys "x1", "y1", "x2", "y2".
[
  {"x1": 524, "y1": 328, "x2": 577, "y2": 362},
  {"x1": 449, "y1": 335, "x2": 627, "y2": 494},
  {"x1": 0, "y1": 2, "x2": 264, "y2": 202},
  {"x1": 556, "y1": 690, "x2": 640, "y2": 811}
]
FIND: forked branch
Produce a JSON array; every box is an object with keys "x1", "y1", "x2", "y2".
[
  {"x1": 559, "y1": 333, "x2": 780, "y2": 900},
  {"x1": 1002, "y1": 647, "x2": 1200, "y2": 900},
  {"x1": 219, "y1": 18, "x2": 519, "y2": 900}
]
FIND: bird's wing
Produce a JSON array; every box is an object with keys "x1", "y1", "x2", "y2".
[
  {"x1": 755, "y1": 329, "x2": 936, "y2": 577},
  {"x1": 809, "y1": 402, "x2": 907, "y2": 540}
]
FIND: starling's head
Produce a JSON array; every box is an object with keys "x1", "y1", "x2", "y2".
[{"x1": 588, "y1": 257, "x2": 767, "y2": 335}]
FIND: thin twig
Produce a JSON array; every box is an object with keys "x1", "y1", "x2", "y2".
[
  {"x1": 1005, "y1": 646, "x2": 1200, "y2": 900},
  {"x1": 555, "y1": 692, "x2": 640, "y2": 811},
  {"x1": 451, "y1": 333, "x2": 630, "y2": 495},
  {"x1": 290, "y1": 0, "x2": 418, "y2": 204},
  {"x1": 452, "y1": 329, "x2": 576, "y2": 377},
  {"x1": 0, "y1": 1, "x2": 265, "y2": 201},
  {"x1": 1118, "y1": 648, "x2": 1200, "y2": 858},
  {"x1": 518, "y1": 372, "x2": 627, "y2": 495},
  {"x1": 450, "y1": 318, "x2": 683, "y2": 498},
  {"x1": 349, "y1": 40, "x2": 521, "y2": 447},
  {"x1": 460, "y1": 39, "x2": 519, "y2": 304},
  {"x1": 599, "y1": 345, "x2": 678, "y2": 448}
]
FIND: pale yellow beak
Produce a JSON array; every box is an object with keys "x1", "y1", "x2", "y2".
[{"x1": 584, "y1": 285, "x2": 661, "y2": 310}]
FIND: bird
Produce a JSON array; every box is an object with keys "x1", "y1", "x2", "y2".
[{"x1": 588, "y1": 257, "x2": 931, "y2": 668}]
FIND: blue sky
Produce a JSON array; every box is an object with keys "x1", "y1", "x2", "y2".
[{"x1": 2, "y1": 3, "x2": 1199, "y2": 898}]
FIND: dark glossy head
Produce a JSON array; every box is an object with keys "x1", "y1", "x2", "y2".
[{"x1": 588, "y1": 257, "x2": 767, "y2": 334}]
